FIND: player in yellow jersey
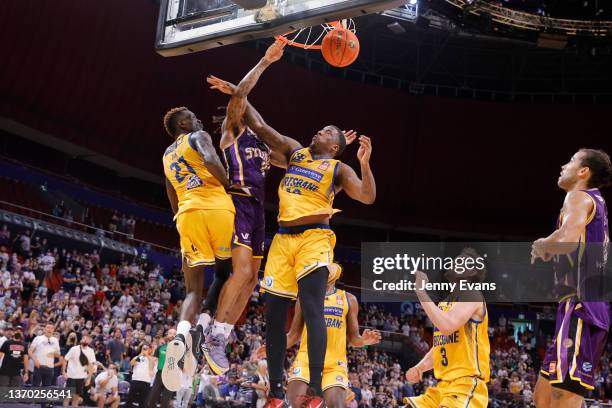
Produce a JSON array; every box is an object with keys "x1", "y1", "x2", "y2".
[
  {"x1": 205, "y1": 75, "x2": 376, "y2": 407},
  {"x1": 161, "y1": 107, "x2": 235, "y2": 391},
  {"x1": 405, "y1": 248, "x2": 490, "y2": 408},
  {"x1": 254, "y1": 265, "x2": 381, "y2": 408}
]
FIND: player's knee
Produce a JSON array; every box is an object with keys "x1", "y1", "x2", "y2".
[{"x1": 325, "y1": 392, "x2": 345, "y2": 408}]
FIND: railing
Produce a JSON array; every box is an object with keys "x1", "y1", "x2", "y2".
[{"x1": 0, "y1": 200, "x2": 179, "y2": 255}]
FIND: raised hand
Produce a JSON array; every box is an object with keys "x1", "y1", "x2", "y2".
[
  {"x1": 414, "y1": 270, "x2": 428, "y2": 291},
  {"x1": 263, "y1": 39, "x2": 286, "y2": 63},
  {"x1": 361, "y1": 329, "x2": 382, "y2": 346},
  {"x1": 343, "y1": 130, "x2": 357, "y2": 145},
  {"x1": 207, "y1": 75, "x2": 238, "y2": 95},
  {"x1": 356, "y1": 135, "x2": 372, "y2": 165}
]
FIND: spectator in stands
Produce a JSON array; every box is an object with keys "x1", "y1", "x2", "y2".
[
  {"x1": 0, "y1": 325, "x2": 28, "y2": 386},
  {"x1": 63, "y1": 334, "x2": 96, "y2": 407},
  {"x1": 126, "y1": 216, "x2": 136, "y2": 237},
  {"x1": 125, "y1": 343, "x2": 155, "y2": 408},
  {"x1": 175, "y1": 371, "x2": 194, "y2": 408},
  {"x1": 14, "y1": 230, "x2": 31, "y2": 257},
  {"x1": 202, "y1": 376, "x2": 224, "y2": 407},
  {"x1": 147, "y1": 328, "x2": 176, "y2": 408},
  {"x1": 107, "y1": 329, "x2": 126, "y2": 364},
  {"x1": 28, "y1": 322, "x2": 62, "y2": 387},
  {"x1": 0, "y1": 225, "x2": 10, "y2": 246},
  {"x1": 91, "y1": 363, "x2": 120, "y2": 408}
]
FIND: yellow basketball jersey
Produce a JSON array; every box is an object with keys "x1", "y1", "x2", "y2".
[
  {"x1": 162, "y1": 133, "x2": 234, "y2": 216},
  {"x1": 432, "y1": 301, "x2": 490, "y2": 382},
  {"x1": 296, "y1": 288, "x2": 349, "y2": 367},
  {"x1": 278, "y1": 148, "x2": 340, "y2": 222}
]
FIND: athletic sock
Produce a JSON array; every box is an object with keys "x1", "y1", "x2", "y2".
[
  {"x1": 211, "y1": 320, "x2": 225, "y2": 337},
  {"x1": 222, "y1": 322, "x2": 234, "y2": 338},
  {"x1": 177, "y1": 320, "x2": 191, "y2": 339},
  {"x1": 197, "y1": 312, "x2": 211, "y2": 330}
]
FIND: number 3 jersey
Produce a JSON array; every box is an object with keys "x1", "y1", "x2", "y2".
[
  {"x1": 433, "y1": 301, "x2": 490, "y2": 382},
  {"x1": 278, "y1": 147, "x2": 341, "y2": 222},
  {"x1": 163, "y1": 133, "x2": 234, "y2": 216}
]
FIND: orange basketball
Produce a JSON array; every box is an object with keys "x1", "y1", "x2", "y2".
[{"x1": 321, "y1": 27, "x2": 360, "y2": 68}]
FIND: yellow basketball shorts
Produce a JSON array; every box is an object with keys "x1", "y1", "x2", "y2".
[
  {"x1": 175, "y1": 209, "x2": 234, "y2": 267},
  {"x1": 288, "y1": 358, "x2": 349, "y2": 391},
  {"x1": 261, "y1": 225, "x2": 338, "y2": 299},
  {"x1": 406, "y1": 377, "x2": 488, "y2": 408}
]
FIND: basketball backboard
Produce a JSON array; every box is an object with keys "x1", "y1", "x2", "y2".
[{"x1": 155, "y1": 0, "x2": 408, "y2": 56}]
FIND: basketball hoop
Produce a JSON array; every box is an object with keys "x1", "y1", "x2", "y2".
[{"x1": 274, "y1": 19, "x2": 356, "y2": 50}]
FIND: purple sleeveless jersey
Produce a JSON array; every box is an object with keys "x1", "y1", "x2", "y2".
[
  {"x1": 221, "y1": 129, "x2": 270, "y2": 256},
  {"x1": 222, "y1": 129, "x2": 270, "y2": 203},
  {"x1": 553, "y1": 188, "x2": 610, "y2": 329},
  {"x1": 542, "y1": 188, "x2": 610, "y2": 391}
]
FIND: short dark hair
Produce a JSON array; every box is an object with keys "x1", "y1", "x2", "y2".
[
  {"x1": 579, "y1": 148, "x2": 612, "y2": 189},
  {"x1": 330, "y1": 125, "x2": 346, "y2": 156},
  {"x1": 163, "y1": 107, "x2": 188, "y2": 138}
]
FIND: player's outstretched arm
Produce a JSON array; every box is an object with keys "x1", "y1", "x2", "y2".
[
  {"x1": 244, "y1": 102, "x2": 301, "y2": 166},
  {"x1": 207, "y1": 40, "x2": 285, "y2": 148},
  {"x1": 406, "y1": 348, "x2": 434, "y2": 384},
  {"x1": 531, "y1": 190, "x2": 593, "y2": 262},
  {"x1": 346, "y1": 292, "x2": 381, "y2": 347},
  {"x1": 413, "y1": 271, "x2": 482, "y2": 335},
  {"x1": 336, "y1": 136, "x2": 376, "y2": 204},
  {"x1": 165, "y1": 178, "x2": 179, "y2": 215},
  {"x1": 191, "y1": 130, "x2": 230, "y2": 188}
]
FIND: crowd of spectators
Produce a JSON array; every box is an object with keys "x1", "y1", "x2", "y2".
[
  {"x1": 0, "y1": 225, "x2": 611, "y2": 408},
  {"x1": 50, "y1": 202, "x2": 137, "y2": 239}
]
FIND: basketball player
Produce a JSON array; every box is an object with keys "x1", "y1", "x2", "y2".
[
  {"x1": 531, "y1": 149, "x2": 611, "y2": 408},
  {"x1": 405, "y1": 248, "x2": 490, "y2": 408},
  {"x1": 284, "y1": 266, "x2": 381, "y2": 408},
  {"x1": 205, "y1": 77, "x2": 373, "y2": 407},
  {"x1": 161, "y1": 108, "x2": 235, "y2": 390},
  {"x1": 199, "y1": 40, "x2": 284, "y2": 375},
  {"x1": 253, "y1": 109, "x2": 375, "y2": 406}
]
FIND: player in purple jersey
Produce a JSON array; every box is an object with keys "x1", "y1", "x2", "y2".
[
  {"x1": 201, "y1": 40, "x2": 285, "y2": 374},
  {"x1": 531, "y1": 149, "x2": 612, "y2": 408}
]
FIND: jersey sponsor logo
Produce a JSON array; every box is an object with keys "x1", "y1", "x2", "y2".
[
  {"x1": 323, "y1": 306, "x2": 344, "y2": 317},
  {"x1": 549, "y1": 361, "x2": 557, "y2": 373},
  {"x1": 293, "y1": 367, "x2": 301, "y2": 375},
  {"x1": 336, "y1": 375, "x2": 344, "y2": 382},
  {"x1": 336, "y1": 295, "x2": 344, "y2": 306},
  {"x1": 318, "y1": 161, "x2": 330, "y2": 171},
  {"x1": 286, "y1": 165, "x2": 324, "y2": 182},
  {"x1": 186, "y1": 175, "x2": 204, "y2": 190},
  {"x1": 240, "y1": 233, "x2": 250, "y2": 241},
  {"x1": 582, "y1": 362, "x2": 592, "y2": 372},
  {"x1": 265, "y1": 277, "x2": 273, "y2": 288},
  {"x1": 433, "y1": 331, "x2": 460, "y2": 346}
]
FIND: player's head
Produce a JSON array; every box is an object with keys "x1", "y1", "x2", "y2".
[
  {"x1": 444, "y1": 247, "x2": 487, "y2": 283},
  {"x1": 163, "y1": 107, "x2": 203, "y2": 138},
  {"x1": 558, "y1": 149, "x2": 612, "y2": 191},
  {"x1": 310, "y1": 125, "x2": 346, "y2": 157}
]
